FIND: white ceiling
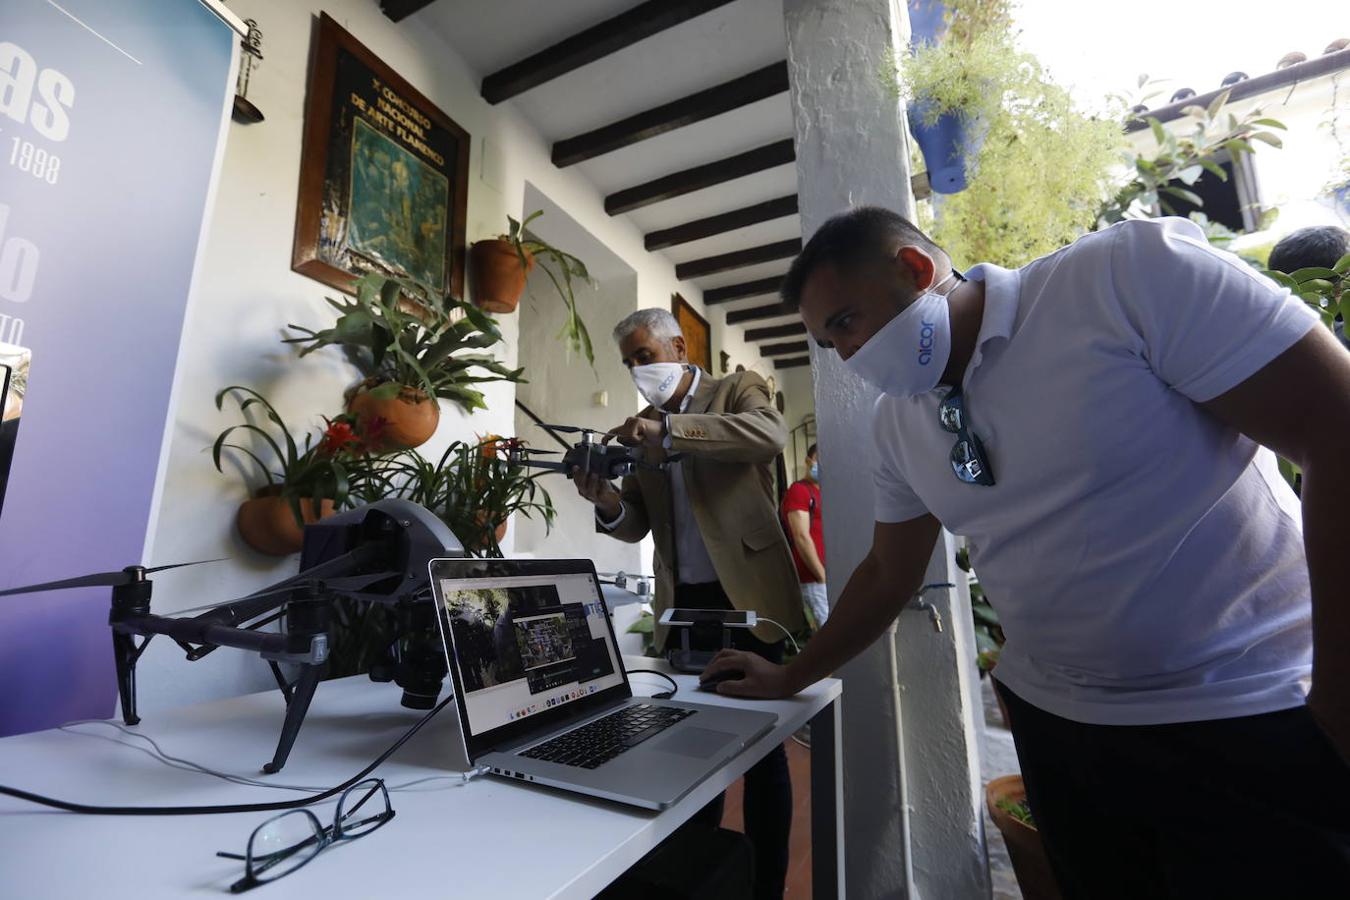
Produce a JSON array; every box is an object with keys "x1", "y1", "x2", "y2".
[{"x1": 417, "y1": 0, "x2": 800, "y2": 341}]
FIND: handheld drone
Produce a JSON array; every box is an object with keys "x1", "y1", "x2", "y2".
[
  {"x1": 0, "y1": 500, "x2": 462, "y2": 774},
  {"x1": 508, "y1": 423, "x2": 683, "y2": 480}
]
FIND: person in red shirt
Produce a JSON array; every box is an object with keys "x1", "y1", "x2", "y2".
[{"x1": 782, "y1": 443, "x2": 828, "y2": 625}]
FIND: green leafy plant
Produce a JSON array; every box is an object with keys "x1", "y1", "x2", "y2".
[
  {"x1": 957, "y1": 546, "x2": 1004, "y2": 673},
  {"x1": 212, "y1": 386, "x2": 369, "y2": 524},
  {"x1": 1262, "y1": 252, "x2": 1350, "y2": 328},
  {"x1": 996, "y1": 796, "x2": 1035, "y2": 827},
  {"x1": 627, "y1": 609, "x2": 657, "y2": 657},
  {"x1": 1101, "y1": 86, "x2": 1286, "y2": 226},
  {"x1": 285, "y1": 273, "x2": 522, "y2": 413},
  {"x1": 352, "y1": 437, "x2": 556, "y2": 557},
  {"x1": 887, "y1": 1, "x2": 1123, "y2": 268},
  {"x1": 500, "y1": 210, "x2": 596, "y2": 365}
]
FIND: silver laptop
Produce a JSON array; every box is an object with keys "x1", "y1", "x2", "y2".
[{"x1": 428, "y1": 557, "x2": 777, "y2": 810}]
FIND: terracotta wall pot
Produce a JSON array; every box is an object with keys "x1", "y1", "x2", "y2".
[
  {"x1": 986, "y1": 775, "x2": 1063, "y2": 900},
  {"x1": 237, "y1": 492, "x2": 335, "y2": 556},
  {"x1": 348, "y1": 384, "x2": 439, "y2": 450},
  {"x1": 469, "y1": 239, "x2": 533, "y2": 314}
]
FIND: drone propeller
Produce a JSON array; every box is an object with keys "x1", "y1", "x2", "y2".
[
  {"x1": 537, "y1": 423, "x2": 598, "y2": 435},
  {"x1": 0, "y1": 559, "x2": 227, "y2": 598}
]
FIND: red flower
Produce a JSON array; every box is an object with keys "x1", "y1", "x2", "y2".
[{"x1": 320, "y1": 419, "x2": 361, "y2": 456}]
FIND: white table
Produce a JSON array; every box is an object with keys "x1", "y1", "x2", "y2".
[{"x1": 0, "y1": 658, "x2": 842, "y2": 899}]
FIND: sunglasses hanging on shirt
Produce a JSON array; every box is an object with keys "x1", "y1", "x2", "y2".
[{"x1": 938, "y1": 387, "x2": 995, "y2": 486}]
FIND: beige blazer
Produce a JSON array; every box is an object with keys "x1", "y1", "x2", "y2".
[{"x1": 601, "y1": 370, "x2": 806, "y2": 648}]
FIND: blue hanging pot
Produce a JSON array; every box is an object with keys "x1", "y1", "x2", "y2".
[{"x1": 904, "y1": 0, "x2": 981, "y2": 195}]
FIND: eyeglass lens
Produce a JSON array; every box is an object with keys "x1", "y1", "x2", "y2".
[
  {"x1": 247, "y1": 809, "x2": 325, "y2": 883},
  {"x1": 337, "y1": 779, "x2": 392, "y2": 839}
]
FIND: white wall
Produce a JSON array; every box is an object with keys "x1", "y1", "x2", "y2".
[
  {"x1": 778, "y1": 363, "x2": 816, "y2": 481},
  {"x1": 140, "y1": 0, "x2": 712, "y2": 711}
]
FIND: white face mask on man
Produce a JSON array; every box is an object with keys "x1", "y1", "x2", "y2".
[
  {"x1": 630, "y1": 362, "x2": 687, "y2": 409},
  {"x1": 843, "y1": 271, "x2": 959, "y2": 397}
]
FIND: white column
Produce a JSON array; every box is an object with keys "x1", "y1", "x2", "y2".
[{"x1": 780, "y1": 1, "x2": 990, "y2": 897}]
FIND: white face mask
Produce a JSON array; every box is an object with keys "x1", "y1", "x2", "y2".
[
  {"x1": 631, "y1": 362, "x2": 687, "y2": 409},
  {"x1": 843, "y1": 273, "x2": 957, "y2": 397}
]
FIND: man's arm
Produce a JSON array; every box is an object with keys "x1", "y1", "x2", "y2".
[
  {"x1": 787, "y1": 509, "x2": 827, "y2": 583},
  {"x1": 666, "y1": 372, "x2": 786, "y2": 463},
  {"x1": 701, "y1": 514, "x2": 943, "y2": 697},
  {"x1": 1200, "y1": 325, "x2": 1350, "y2": 764},
  {"x1": 575, "y1": 471, "x2": 651, "y2": 544}
]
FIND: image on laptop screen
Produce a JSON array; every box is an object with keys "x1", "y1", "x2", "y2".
[{"x1": 436, "y1": 570, "x2": 624, "y2": 737}]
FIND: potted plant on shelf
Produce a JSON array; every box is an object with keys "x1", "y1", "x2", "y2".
[
  {"x1": 987, "y1": 775, "x2": 1063, "y2": 900},
  {"x1": 469, "y1": 210, "x2": 596, "y2": 364},
  {"x1": 285, "y1": 274, "x2": 523, "y2": 450},
  {"x1": 212, "y1": 386, "x2": 369, "y2": 556}
]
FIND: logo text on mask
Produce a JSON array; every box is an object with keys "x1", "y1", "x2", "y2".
[{"x1": 918, "y1": 321, "x2": 936, "y2": 365}]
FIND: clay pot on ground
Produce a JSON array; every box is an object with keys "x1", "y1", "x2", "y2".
[
  {"x1": 468, "y1": 510, "x2": 509, "y2": 552},
  {"x1": 347, "y1": 383, "x2": 439, "y2": 450},
  {"x1": 986, "y1": 775, "x2": 1063, "y2": 900},
  {"x1": 236, "y1": 489, "x2": 335, "y2": 556},
  {"x1": 469, "y1": 239, "x2": 533, "y2": 314}
]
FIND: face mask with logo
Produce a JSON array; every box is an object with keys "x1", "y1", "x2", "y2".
[
  {"x1": 843, "y1": 272, "x2": 958, "y2": 397},
  {"x1": 630, "y1": 362, "x2": 687, "y2": 409}
]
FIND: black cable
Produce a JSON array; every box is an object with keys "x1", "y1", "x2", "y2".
[
  {"x1": 627, "y1": 669, "x2": 679, "y2": 700},
  {"x1": 0, "y1": 694, "x2": 454, "y2": 816}
]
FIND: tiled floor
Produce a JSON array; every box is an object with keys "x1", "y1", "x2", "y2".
[{"x1": 720, "y1": 735, "x2": 814, "y2": 897}]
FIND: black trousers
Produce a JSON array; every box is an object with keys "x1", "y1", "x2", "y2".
[
  {"x1": 676, "y1": 581, "x2": 791, "y2": 900},
  {"x1": 996, "y1": 681, "x2": 1350, "y2": 899}
]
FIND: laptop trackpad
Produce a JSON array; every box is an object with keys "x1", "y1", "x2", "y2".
[{"x1": 656, "y1": 727, "x2": 736, "y2": 759}]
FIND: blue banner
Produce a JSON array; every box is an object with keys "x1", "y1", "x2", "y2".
[{"x1": 0, "y1": 0, "x2": 236, "y2": 734}]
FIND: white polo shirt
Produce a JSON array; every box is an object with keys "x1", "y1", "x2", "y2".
[{"x1": 872, "y1": 217, "x2": 1320, "y2": 726}]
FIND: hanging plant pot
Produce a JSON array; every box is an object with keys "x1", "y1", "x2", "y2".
[
  {"x1": 236, "y1": 489, "x2": 335, "y2": 556},
  {"x1": 986, "y1": 775, "x2": 1063, "y2": 900},
  {"x1": 908, "y1": 102, "x2": 985, "y2": 194},
  {"x1": 469, "y1": 238, "x2": 534, "y2": 314},
  {"x1": 347, "y1": 381, "x2": 439, "y2": 450}
]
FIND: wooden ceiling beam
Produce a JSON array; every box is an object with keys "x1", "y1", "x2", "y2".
[
  {"x1": 744, "y1": 322, "x2": 806, "y2": 342},
  {"x1": 645, "y1": 195, "x2": 798, "y2": 251},
  {"x1": 761, "y1": 341, "x2": 809, "y2": 357},
  {"x1": 605, "y1": 140, "x2": 795, "y2": 215},
  {"x1": 675, "y1": 238, "x2": 800, "y2": 281},
  {"x1": 704, "y1": 275, "x2": 784, "y2": 306},
  {"x1": 553, "y1": 61, "x2": 789, "y2": 168},
  {"x1": 727, "y1": 302, "x2": 796, "y2": 325},
  {"x1": 481, "y1": 1, "x2": 738, "y2": 104},
  {"x1": 379, "y1": 0, "x2": 437, "y2": 23},
  {"x1": 774, "y1": 356, "x2": 811, "y2": 370}
]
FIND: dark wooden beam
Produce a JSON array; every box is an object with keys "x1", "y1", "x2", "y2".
[
  {"x1": 775, "y1": 356, "x2": 811, "y2": 370},
  {"x1": 745, "y1": 322, "x2": 806, "y2": 342},
  {"x1": 645, "y1": 195, "x2": 798, "y2": 250},
  {"x1": 761, "y1": 341, "x2": 809, "y2": 357},
  {"x1": 704, "y1": 275, "x2": 784, "y2": 306},
  {"x1": 606, "y1": 140, "x2": 795, "y2": 215},
  {"x1": 481, "y1": 1, "x2": 738, "y2": 104},
  {"x1": 676, "y1": 239, "x2": 801, "y2": 281},
  {"x1": 553, "y1": 61, "x2": 789, "y2": 168},
  {"x1": 379, "y1": 0, "x2": 437, "y2": 22},
  {"x1": 727, "y1": 302, "x2": 795, "y2": 325}
]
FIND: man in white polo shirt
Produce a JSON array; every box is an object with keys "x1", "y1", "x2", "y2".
[{"x1": 701, "y1": 207, "x2": 1350, "y2": 897}]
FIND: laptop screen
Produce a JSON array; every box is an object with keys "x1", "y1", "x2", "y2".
[{"x1": 431, "y1": 559, "x2": 628, "y2": 745}]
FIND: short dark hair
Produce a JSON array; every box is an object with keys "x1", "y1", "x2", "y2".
[
  {"x1": 781, "y1": 206, "x2": 943, "y2": 310},
  {"x1": 1268, "y1": 226, "x2": 1350, "y2": 274},
  {"x1": 806, "y1": 443, "x2": 818, "y2": 459}
]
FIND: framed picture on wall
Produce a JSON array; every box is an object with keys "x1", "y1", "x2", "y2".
[
  {"x1": 672, "y1": 294, "x2": 711, "y2": 374},
  {"x1": 292, "y1": 13, "x2": 471, "y2": 303}
]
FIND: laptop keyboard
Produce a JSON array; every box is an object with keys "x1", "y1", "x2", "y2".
[{"x1": 519, "y1": 703, "x2": 695, "y2": 769}]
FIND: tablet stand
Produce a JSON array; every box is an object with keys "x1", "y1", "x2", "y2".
[{"x1": 665, "y1": 616, "x2": 733, "y2": 674}]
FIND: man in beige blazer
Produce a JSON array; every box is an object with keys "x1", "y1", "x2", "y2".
[{"x1": 574, "y1": 307, "x2": 803, "y2": 900}]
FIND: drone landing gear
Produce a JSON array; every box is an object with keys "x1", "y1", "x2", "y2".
[
  {"x1": 263, "y1": 661, "x2": 324, "y2": 774},
  {"x1": 111, "y1": 631, "x2": 152, "y2": 726}
]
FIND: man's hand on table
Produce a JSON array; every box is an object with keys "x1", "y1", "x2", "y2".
[{"x1": 700, "y1": 649, "x2": 803, "y2": 699}]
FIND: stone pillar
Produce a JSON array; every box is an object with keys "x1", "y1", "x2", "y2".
[{"x1": 780, "y1": 1, "x2": 990, "y2": 897}]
